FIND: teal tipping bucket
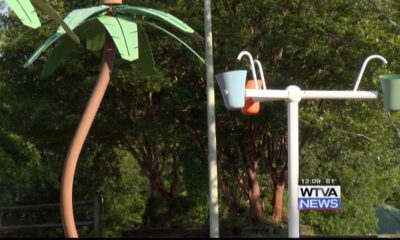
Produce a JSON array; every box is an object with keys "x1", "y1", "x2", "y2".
[
  {"x1": 379, "y1": 74, "x2": 400, "y2": 111},
  {"x1": 215, "y1": 70, "x2": 247, "y2": 110}
]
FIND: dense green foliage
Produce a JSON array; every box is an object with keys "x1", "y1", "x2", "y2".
[{"x1": 0, "y1": 0, "x2": 399, "y2": 237}]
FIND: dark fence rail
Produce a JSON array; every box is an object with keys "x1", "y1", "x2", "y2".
[{"x1": 0, "y1": 196, "x2": 102, "y2": 237}]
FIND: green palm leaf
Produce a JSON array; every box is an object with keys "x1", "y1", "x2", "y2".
[
  {"x1": 56, "y1": 6, "x2": 109, "y2": 35},
  {"x1": 98, "y1": 15, "x2": 138, "y2": 61},
  {"x1": 137, "y1": 23, "x2": 155, "y2": 75},
  {"x1": 24, "y1": 6, "x2": 109, "y2": 68},
  {"x1": 30, "y1": 0, "x2": 80, "y2": 44},
  {"x1": 5, "y1": 0, "x2": 41, "y2": 29},
  {"x1": 40, "y1": 19, "x2": 106, "y2": 77},
  {"x1": 40, "y1": 36, "x2": 76, "y2": 78},
  {"x1": 114, "y1": 6, "x2": 195, "y2": 33},
  {"x1": 86, "y1": 30, "x2": 105, "y2": 52},
  {"x1": 142, "y1": 21, "x2": 205, "y2": 64},
  {"x1": 74, "y1": 19, "x2": 106, "y2": 52},
  {"x1": 24, "y1": 32, "x2": 61, "y2": 68},
  {"x1": 6, "y1": 0, "x2": 80, "y2": 43}
]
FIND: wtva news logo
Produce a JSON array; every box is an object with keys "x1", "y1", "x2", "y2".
[{"x1": 298, "y1": 185, "x2": 341, "y2": 211}]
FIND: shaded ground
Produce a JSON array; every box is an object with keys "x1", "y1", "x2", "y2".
[{"x1": 123, "y1": 227, "x2": 287, "y2": 238}]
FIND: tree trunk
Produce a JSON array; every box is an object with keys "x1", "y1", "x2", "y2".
[
  {"x1": 272, "y1": 182, "x2": 285, "y2": 222},
  {"x1": 60, "y1": 36, "x2": 116, "y2": 238},
  {"x1": 149, "y1": 174, "x2": 169, "y2": 197},
  {"x1": 102, "y1": 0, "x2": 123, "y2": 4},
  {"x1": 272, "y1": 168, "x2": 287, "y2": 223},
  {"x1": 247, "y1": 167, "x2": 265, "y2": 223},
  {"x1": 219, "y1": 175, "x2": 240, "y2": 217}
]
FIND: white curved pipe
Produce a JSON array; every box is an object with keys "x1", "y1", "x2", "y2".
[
  {"x1": 353, "y1": 54, "x2": 388, "y2": 91},
  {"x1": 254, "y1": 59, "x2": 267, "y2": 90},
  {"x1": 237, "y1": 51, "x2": 259, "y2": 89}
]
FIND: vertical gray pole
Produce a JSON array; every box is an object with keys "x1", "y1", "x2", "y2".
[{"x1": 204, "y1": 0, "x2": 219, "y2": 238}]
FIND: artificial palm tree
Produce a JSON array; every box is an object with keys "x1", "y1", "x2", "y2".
[{"x1": 6, "y1": 0, "x2": 203, "y2": 237}]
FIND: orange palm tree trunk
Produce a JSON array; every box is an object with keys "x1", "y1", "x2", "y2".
[{"x1": 60, "y1": 35, "x2": 116, "y2": 238}]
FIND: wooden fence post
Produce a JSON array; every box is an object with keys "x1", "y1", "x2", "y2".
[{"x1": 93, "y1": 196, "x2": 102, "y2": 237}]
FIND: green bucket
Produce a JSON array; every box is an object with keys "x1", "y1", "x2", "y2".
[{"x1": 379, "y1": 74, "x2": 400, "y2": 111}]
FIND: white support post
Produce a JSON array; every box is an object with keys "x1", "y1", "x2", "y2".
[{"x1": 286, "y1": 86, "x2": 301, "y2": 238}]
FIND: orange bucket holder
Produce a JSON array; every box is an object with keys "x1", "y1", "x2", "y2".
[{"x1": 241, "y1": 79, "x2": 263, "y2": 115}]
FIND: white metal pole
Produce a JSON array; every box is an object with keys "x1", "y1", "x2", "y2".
[
  {"x1": 246, "y1": 89, "x2": 378, "y2": 102},
  {"x1": 353, "y1": 55, "x2": 388, "y2": 91},
  {"x1": 287, "y1": 86, "x2": 301, "y2": 238},
  {"x1": 204, "y1": 0, "x2": 220, "y2": 237}
]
